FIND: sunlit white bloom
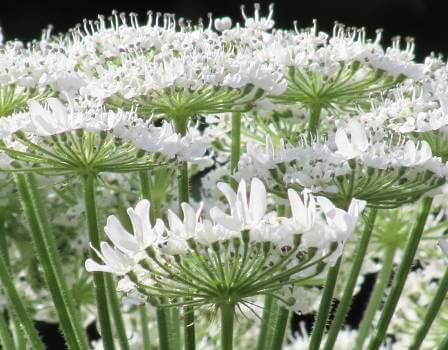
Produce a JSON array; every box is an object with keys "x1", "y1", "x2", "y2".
[
  {"x1": 214, "y1": 17, "x2": 232, "y2": 31},
  {"x1": 399, "y1": 140, "x2": 432, "y2": 167},
  {"x1": 335, "y1": 120, "x2": 369, "y2": 160},
  {"x1": 164, "y1": 203, "x2": 214, "y2": 254},
  {"x1": 85, "y1": 242, "x2": 134, "y2": 275},
  {"x1": 210, "y1": 178, "x2": 267, "y2": 233},
  {"x1": 103, "y1": 200, "x2": 164, "y2": 257}
]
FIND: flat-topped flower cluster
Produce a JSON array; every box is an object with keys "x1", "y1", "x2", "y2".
[{"x1": 86, "y1": 178, "x2": 364, "y2": 309}]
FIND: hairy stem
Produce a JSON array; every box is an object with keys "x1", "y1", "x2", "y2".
[
  {"x1": 256, "y1": 295, "x2": 275, "y2": 350},
  {"x1": 409, "y1": 266, "x2": 448, "y2": 349},
  {"x1": 354, "y1": 245, "x2": 397, "y2": 350},
  {"x1": 0, "y1": 311, "x2": 15, "y2": 350},
  {"x1": 323, "y1": 209, "x2": 378, "y2": 350},
  {"x1": 174, "y1": 116, "x2": 195, "y2": 350},
  {"x1": 367, "y1": 197, "x2": 433, "y2": 350},
  {"x1": 437, "y1": 334, "x2": 448, "y2": 350},
  {"x1": 105, "y1": 274, "x2": 131, "y2": 350},
  {"x1": 308, "y1": 256, "x2": 342, "y2": 350},
  {"x1": 308, "y1": 104, "x2": 322, "y2": 139},
  {"x1": 269, "y1": 306, "x2": 290, "y2": 350},
  {"x1": 220, "y1": 303, "x2": 235, "y2": 350},
  {"x1": 139, "y1": 171, "x2": 178, "y2": 350},
  {"x1": 15, "y1": 174, "x2": 88, "y2": 350},
  {"x1": 139, "y1": 306, "x2": 151, "y2": 350},
  {"x1": 81, "y1": 174, "x2": 116, "y2": 350},
  {"x1": 230, "y1": 112, "x2": 241, "y2": 190},
  {"x1": 0, "y1": 254, "x2": 44, "y2": 349}
]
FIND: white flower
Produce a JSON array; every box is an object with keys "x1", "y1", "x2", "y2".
[
  {"x1": 214, "y1": 17, "x2": 232, "y2": 31},
  {"x1": 85, "y1": 242, "x2": 134, "y2": 275},
  {"x1": 210, "y1": 178, "x2": 267, "y2": 233},
  {"x1": 28, "y1": 98, "x2": 83, "y2": 136},
  {"x1": 164, "y1": 203, "x2": 217, "y2": 254},
  {"x1": 316, "y1": 196, "x2": 366, "y2": 239},
  {"x1": 399, "y1": 140, "x2": 432, "y2": 167},
  {"x1": 104, "y1": 200, "x2": 164, "y2": 255},
  {"x1": 288, "y1": 189, "x2": 316, "y2": 233},
  {"x1": 335, "y1": 119, "x2": 369, "y2": 160}
]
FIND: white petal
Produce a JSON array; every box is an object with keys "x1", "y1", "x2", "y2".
[
  {"x1": 85, "y1": 258, "x2": 113, "y2": 273},
  {"x1": 249, "y1": 178, "x2": 266, "y2": 222},
  {"x1": 104, "y1": 216, "x2": 140, "y2": 253},
  {"x1": 349, "y1": 119, "x2": 369, "y2": 151},
  {"x1": 335, "y1": 128, "x2": 356, "y2": 159},
  {"x1": 217, "y1": 182, "x2": 237, "y2": 214}
]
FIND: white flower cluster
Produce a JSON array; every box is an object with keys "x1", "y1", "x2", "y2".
[
  {"x1": 0, "y1": 97, "x2": 210, "y2": 165},
  {"x1": 237, "y1": 120, "x2": 447, "y2": 195},
  {"x1": 86, "y1": 178, "x2": 364, "y2": 307}
]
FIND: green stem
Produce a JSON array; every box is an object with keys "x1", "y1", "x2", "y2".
[
  {"x1": 139, "y1": 170, "x2": 151, "y2": 198},
  {"x1": 367, "y1": 197, "x2": 433, "y2": 350},
  {"x1": 183, "y1": 305, "x2": 195, "y2": 350},
  {"x1": 256, "y1": 295, "x2": 275, "y2": 350},
  {"x1": 230, "y1": 112, "x2": 241, "y2": 190},
  {"x1": 0, "y1": 311, "x2": 15, "y2": 350},
  {"x1": 171, "y1": 308, "x2": 182, "y2": 350},
  {"x1": 0, "y1": 220, "x2": 25, "y2": 350},
  {"x1": 0, "y1": 219, "x2": 10, "y2": 268},
  {"x1": 156, "y1": 306, "x2": 170, "y2": 350},
  {"x1": 220, "y1": 303, "x2": 235, "y2": 350},
  {"x1": 139, "y1": 306, "x2": 151, "y2": 350},
  {"x1": 11, "y1": 317, "x2": 26, "y2": 350},
  {"x1": 139, "y1": 171, "x2": 176, "y2": 350},
  {"x1": 105, "y1": 275, "x2": 131, "y2": 350},
  {"x1": 269, "y1": 306, "x2": 290, "y2": 350},
  {"x1": 437, "y1": 334, "x2": 448, "y2": 350},
  {"x1": 323, "y1": 209, "x2": 378, "y2": 350},
  {"x1": 354, "y1": 245, "x2": 397, "y2": 350},
  {"x1": 408, "y1": 266, "x2": 448, "y2": 350},
  {"x1": 174, "y1": 117, "x2": 194, "y2": 350},
  {"x1": 0, "y1": 254, "x2": 44, "y2": 349},
  {"x1": 308, "y1": 256, "x2": 342, "y2": 350},
  {"x1": 81, "y1": 174, "x2": 115, "y2": 350},
  {"x1": 175, "y1": 117, "x2": 190, "y2": 205},
  {"x1": 308, "y1": 104, "x2": 322, "y2": 138},
  {"x1": 15, "y1": 174, "x2": 88, "y2": 350}
]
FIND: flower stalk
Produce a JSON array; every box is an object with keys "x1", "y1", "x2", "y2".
[
  {"x1": 256, "y1": 295, "x2": 275, "y2": 350},
  {"x1": 367, "y1": 197, "x2": 433, "y2": 350},
  {"x1": 0, "y1": 312, "x2": 15, "y2": 350},
  {"x1": 15, "y1": 174, "x2": 88, "y2": 350},
  {"x1": 220, "y1": 303, "x2": 235, "y2": 350},
  {"x1": 0, "y1": 253, "x2": 44, "y2": 350},
  {"x1": 139, "y1": 170, "x2": 179, "y2": 350},
  {"x1": 354, "y1": 244, "x2": 397, "y2": 349},
  {"x1": 230, "y1": 112, "x2": 241, "y2": 189},
  {"x1": 323, "y1": 208, "x2": 378, "y2": 350},
  {"x1": 308, "y1": 257, "x2": 342, "y2": 350},
  {"x1": 408, "y1": 265, "x2": 448, "y2": 349},
  {"x1": 105, "y1": 274, "x2": 131, "y2": 350},
  {"x1": 174, "y1": 116, "x2": 195, "y2": 350},
  {"x1": 269, "y1": 305, "x2": 290, "y2": 350},
  {"x1": 81, "y1": 173, "x2": 116, "y2": 350}
]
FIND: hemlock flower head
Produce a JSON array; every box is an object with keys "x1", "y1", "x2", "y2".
[
  {"x1": 85, "y1": 178, "x2": 363, "y2": 311},
  {"x1": 237, "y1": 120, "x2": 447, "y2": 209},
  {"x1": 0, "y1": 97, "x2": 211, "y2": 176}
]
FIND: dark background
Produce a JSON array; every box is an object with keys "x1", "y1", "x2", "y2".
[
  {"x1": 2, "y1": 0, "x2": 448, "y2": 61},
  {"x1": 0, "y1": 0, "x2": 442, "y2": 347}
]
